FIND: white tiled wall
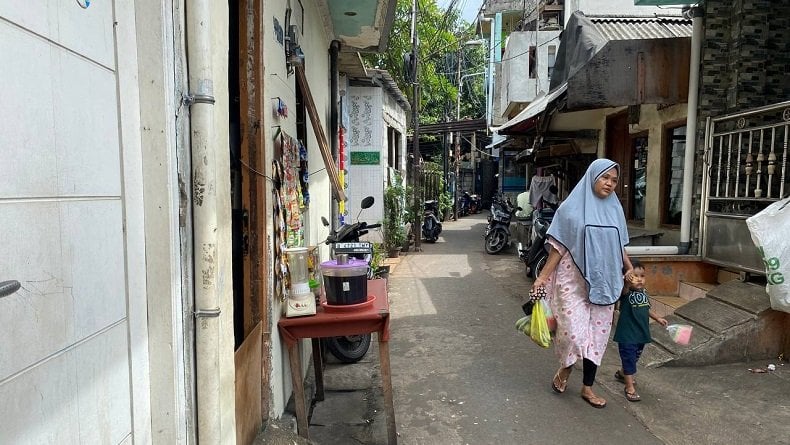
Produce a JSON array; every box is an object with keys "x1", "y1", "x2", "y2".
[
  {"x1": 347, "y1": 87, "x2": 385, "y2": 229},
  {"x1": 0, "y1": 1, "x2": 133, "y2": 442}
]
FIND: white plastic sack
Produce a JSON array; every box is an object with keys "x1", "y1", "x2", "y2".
[{"x1": 746, "y1": 198, "x2": 790, "y2": 313}]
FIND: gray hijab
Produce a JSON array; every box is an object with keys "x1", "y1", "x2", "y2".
[{"x1": 546, "y1": 158, "x2": 629, "y2": 305}]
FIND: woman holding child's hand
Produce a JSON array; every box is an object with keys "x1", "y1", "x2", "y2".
[{"x1": 529, "y1": 159, "x2": 633, "y2": 409}]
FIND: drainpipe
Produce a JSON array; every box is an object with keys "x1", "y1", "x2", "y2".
[
  {"x1": 186, "y1": 0, "x2": 221, "y2": 442},
  {"x1": 330, "y1": 40, "x2": 341, "y2": 228},
  {"x1": 626, "y1": 245, "x2": 679, "y2": 255},
  {"x1": 679, "y1": 6, "x2": 704, "y2": 255}
]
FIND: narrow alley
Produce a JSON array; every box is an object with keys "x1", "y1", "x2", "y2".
[
  {"x1": 306, "y1": 213, "x2": 662, "y2": 445},
  {"x1": 386, "y1": 213, "x2": 663, "y2": 443},
  {"x1": 298, "y1": 212, "x2": 790, "y2": 445}
]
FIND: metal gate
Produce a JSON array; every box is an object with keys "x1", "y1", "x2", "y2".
[{"x1": 701, "y1": 101, "x2": 790, "y2": 273}]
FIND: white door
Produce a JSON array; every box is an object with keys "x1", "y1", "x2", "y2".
[{"x1": 0, "y1": 1, "x2": 148, "y2": 443}]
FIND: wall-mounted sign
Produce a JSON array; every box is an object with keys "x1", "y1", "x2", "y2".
[{"x1": 350, "y1": 151, "x2": 380, "y2": 165}]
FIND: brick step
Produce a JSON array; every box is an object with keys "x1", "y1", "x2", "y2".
[
  {"x1": 382, "y1": 256, "x2": 401, "y2": 272},
  {"x1": 651, "y1": 295, "x2": 688, "y2": 318},
  {"x1": 678, "y1": 281, "x2": 716, "y2": 302}
]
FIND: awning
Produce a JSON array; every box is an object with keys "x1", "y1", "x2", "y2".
[
  {"x1": 418, "y1": 118, "x2": 487, "y2": 135},
  {"x1": 492, "y1": 83, "x2": 567, "y2": 135},
  {"x1": 550, "y1": 12, "x2": 692, "y2": 110},
  {"x1": 485, "y1": 131, "x2": 508, "y2": 149}
]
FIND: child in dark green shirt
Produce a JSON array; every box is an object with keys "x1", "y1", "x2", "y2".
[{"x1": 613, "y1": 259, "x2": 667, "y2": 402}]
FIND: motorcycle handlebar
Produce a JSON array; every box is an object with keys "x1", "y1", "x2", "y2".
[{"x1": 366, "y1": 223, "x2": 381, "y2": 229}]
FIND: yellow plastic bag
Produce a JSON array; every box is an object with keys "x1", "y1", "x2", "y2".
[{"x1": 529, "y1": 299, "x2": 552, "y2": 348}]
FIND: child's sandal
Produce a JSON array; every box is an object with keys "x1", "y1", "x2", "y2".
[{"x1": 624, "y1": 388, "x2": 641, "y2": 402}]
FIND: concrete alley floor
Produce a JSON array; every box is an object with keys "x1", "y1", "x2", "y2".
[{"x1": 285, "y1": 212, "x2": 790, "y2": 445}]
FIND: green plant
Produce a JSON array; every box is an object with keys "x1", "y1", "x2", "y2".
[
  {"x1": 370, "y1": 242, "x2": 386, "y2": 271},
  {"x1": 383, "y1": 175, "x2": 408, "y2": 252},
  {"x1": 439, "y1": 190, "x2": 453, "y2": 220}
]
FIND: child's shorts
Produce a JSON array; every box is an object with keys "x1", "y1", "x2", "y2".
[{"x1": 618, "y1": 342, "x2": 646, "y2": 375}]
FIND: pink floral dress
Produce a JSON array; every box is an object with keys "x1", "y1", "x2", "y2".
[{"x1": 545, "y1": 238, "x2": 614, "y2": 367}]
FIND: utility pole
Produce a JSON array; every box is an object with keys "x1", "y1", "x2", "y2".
[
  {"x1": 452, "y1": 41, "x2": 483, "y2": 221},
  {"x1": 471, "y1": 131, "x2": 477, "y2": 195},
  {"x1": 453, "y1": 45, "x2": 462, "y2": 221},
  {"x1": 410, "y1": 0, "x2": 421, "y2": 251}
]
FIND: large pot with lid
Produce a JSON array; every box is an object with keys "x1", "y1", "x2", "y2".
[{"x1": 320, "y1": 255, "x2": 368, "y2": 305}]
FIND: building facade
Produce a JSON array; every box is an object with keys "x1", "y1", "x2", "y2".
[{"x1": 0, "y1": 0, "x2": 397, "y2": 443}]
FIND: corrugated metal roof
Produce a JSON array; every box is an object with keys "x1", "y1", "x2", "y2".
[
  {"x1": 352, "y1": 68, "x2": 411, "y2": 112},
  {"x1": 588, "y1": 16, "x2": 692, "y2": 40},
  {"x1": 370, "y1": 69, "x2": 411, "y2": 112}
]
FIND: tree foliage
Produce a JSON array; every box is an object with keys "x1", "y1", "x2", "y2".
[{"x1": 363, "y1": 0, "x2": 486, "y2": 126}]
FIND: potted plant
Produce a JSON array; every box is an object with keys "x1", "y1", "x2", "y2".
[
  {"x1": 371, "y1": 243, "x2": 390, "y2": 279},
  {"x1": 383, "y1": 176, "x2": 408, "y2": 257}
]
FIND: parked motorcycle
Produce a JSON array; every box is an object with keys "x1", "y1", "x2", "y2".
[
  {"x1": 458, "y1": 191, "x2": 471, "y2": 217},
  {"x1": 320, "y1": 196, "x2": 380, "y2": 363},
  {"x1": 422, "y1": 199, "x2": 442, "y2": 243},
  {"x1": 468, "y1": 193, "x2": 481, "y2": 214},
  {"x1": 517, "y1": 203, "x2": 558, "y2": 278},
  {"x1": 484, "y1": 194, "x2": 521, "y2": 254}
]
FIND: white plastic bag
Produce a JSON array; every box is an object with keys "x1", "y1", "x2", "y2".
[{"x1": 746, "y1": 198, "x2": 790, "y2": 313}]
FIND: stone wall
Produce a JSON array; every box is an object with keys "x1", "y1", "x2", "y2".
[
  {"x1": 699, "y1": 0, "x2": 790, "y2": 116},
  {"x1": 690, "y1": 0, "x2": 790, "y2": 253}
]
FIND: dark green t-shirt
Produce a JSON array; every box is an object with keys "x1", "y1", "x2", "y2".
[{"x1": 614, "y1": 289, "x2": 652, "y2": 344}]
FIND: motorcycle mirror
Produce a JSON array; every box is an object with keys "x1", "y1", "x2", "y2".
[
  {"x1": 321, "y1": 216, "x2": 330, "y2": 227},
  {"x1": 361, "y1": 196, "x2": 374, "y2": 209}
]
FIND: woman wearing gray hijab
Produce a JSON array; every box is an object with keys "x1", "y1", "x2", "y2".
[{"x1": 531, "y1": 158, "x2": 635, "y2": 408}]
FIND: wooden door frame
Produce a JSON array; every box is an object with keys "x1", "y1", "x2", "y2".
[
  {"x1": 605, "y1": 111, "x2": 633, "y2": 219},
  {"x1": 659, "y1": 119, "x2": 687, "y2": 228},
  {"x1": 237, "y1": 0, "x2": 270, "y2": 434}
]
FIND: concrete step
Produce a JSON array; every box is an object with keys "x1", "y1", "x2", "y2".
[
  {"x1": 639, "y1": 341, "x2": 678, "y2": 369},
  {"x1": 677, "y1": 281, "x2": 716, "y2": 302},
  {"x1": 705, "y1": 280, "x2": 770, "y2": 315},
  {"x1": 674, "y1": 296, "x2": 757, "y2": 333},
  {"x1": 644, "y1": 281, "x2": 784, "y2": 367},
  {"x1": 651, "y1": 295, "x2": 687, "y2": 318},
  {"x1": 650, "y1": 315, "x2": 715, "y2": 357}
]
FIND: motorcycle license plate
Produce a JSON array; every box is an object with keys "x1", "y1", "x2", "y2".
[{"x1": 334, "y1": 242, "x2": 372, "y2": 254}]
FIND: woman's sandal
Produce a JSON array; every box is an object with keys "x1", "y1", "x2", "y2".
[
  {"x1": 624, "y1": 388, "x2": 641, "y2": 402},
  {"x1": 581, "y1": 393, "x2": 607, "y2": 408},
  {"x1": 551, "y1": 372, "x2": 568, "y2": 394}
]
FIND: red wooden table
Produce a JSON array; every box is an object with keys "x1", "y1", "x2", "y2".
[{"x1": 277, "y1": 279, "x2": 396, "y2": 444}]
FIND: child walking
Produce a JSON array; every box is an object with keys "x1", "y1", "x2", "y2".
[{"x1": 613, "y1": 259, "x2": 667, "y2": 402}]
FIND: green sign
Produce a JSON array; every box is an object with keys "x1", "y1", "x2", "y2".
[{"x1": 350, "y1": 151, "x2": 380, "y2": 165}]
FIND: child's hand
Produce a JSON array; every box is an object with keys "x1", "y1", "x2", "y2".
[{"x1": 657, "y1": 317, "x2": 668, "y2": 327}]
